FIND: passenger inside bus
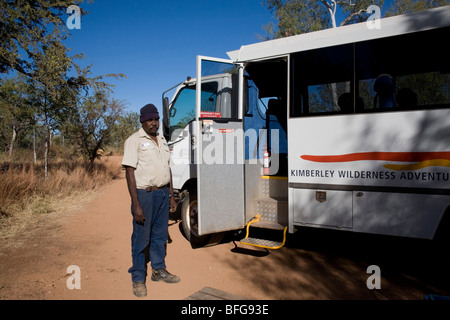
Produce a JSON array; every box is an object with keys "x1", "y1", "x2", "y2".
[
  {"x1": 338, "y1": 92, "x2": 364, "y2": 114},
  {"x1": 373, "y1": 74, "x2": 396, "y2": 109}
]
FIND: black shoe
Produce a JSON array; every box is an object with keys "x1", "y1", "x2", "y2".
[
  {"x1": 151, "y1": 268, "x2": 180, "y2": 283},
  {"x1": 132, "y1": 281, "x2": 147, "y2": 297}
]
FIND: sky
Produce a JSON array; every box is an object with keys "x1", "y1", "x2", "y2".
[
  {"x1": 64, "y1": 0, "x2": 276, "y2": 116},
  {"x1": 63, "y1": 1, "x2": 396, "y2": 116}
]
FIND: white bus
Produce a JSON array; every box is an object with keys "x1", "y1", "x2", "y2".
[{"x1": 163, "y1": 6, "x2": 450, "y2": 248}]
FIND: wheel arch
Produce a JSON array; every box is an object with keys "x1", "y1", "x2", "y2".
[{"x1": 180, "y1": 178, "x2": 197, "y2": 194}]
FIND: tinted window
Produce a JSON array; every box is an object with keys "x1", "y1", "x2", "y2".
[
  {"x1": 356, "y1": 27, "x2": 449, "y2": 111},
  {"x1": 291, "y1": 43, "x2": 354, "y2": 116},
  {"x1": 291, "y1": 27, "x2": 450, "y2": 117}
]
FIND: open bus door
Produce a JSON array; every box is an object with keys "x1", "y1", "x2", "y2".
[{"x1": 195, "y1": 56, "x2": 246, "y2": 236}]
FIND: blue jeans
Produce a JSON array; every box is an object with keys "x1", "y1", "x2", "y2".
[{"x1": 129, "y1": 188, "x2": 169, "y2": 282}]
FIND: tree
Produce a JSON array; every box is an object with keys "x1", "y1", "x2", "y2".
[
  {"x1": 27, "y1": 40, "x2": 80, "y2": 176},
  {"x1": 261, "y1": 0, "x2": 329, "y2": 38},
  {"x1": 386, "y1": 0, "x2": 449, "y2": 15},
  {"x1": 2, "y1": 0, "x2": 83, "y2": 173},
  {"x1": 0, "y1": 0, "x2": 123, "y2": 90},
  {"x1": 1, "y1": 1, "x2": 127, "y2": 174},
  {"x1": 64, "y1": 91, "x2": 125, "y2": 166},
  {"x1": 0, "y1": 0, "x2": 89, "y2": 77},
  {"x1": 263, "y1": 0, "x2": 448, "y2": 39},
  {"x1": 0, "y1": 76, "x2": 35, "y2": 158},
  {"x1": 107, "y1": 111, "x2": 140, "y2": 152}
]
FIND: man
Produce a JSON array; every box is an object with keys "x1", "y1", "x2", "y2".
[{"x1": 122, "y1": 103, "x2": 180, "y2": 298}]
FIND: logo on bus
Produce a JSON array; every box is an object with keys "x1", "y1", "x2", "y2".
[
  {"x1": 301, "y1": 152, "x2": 450, "y2": 171},
  {"x1": 293, "y1": 151, "x2": 450, "y2": 184}
]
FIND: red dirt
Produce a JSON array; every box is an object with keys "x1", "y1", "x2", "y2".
[
  {"x1": 1, "y1": 163, "x2": 449, "y2": 300},
  {"x1": 0, "y1": 172, "x2": 276, "y2": 300}
]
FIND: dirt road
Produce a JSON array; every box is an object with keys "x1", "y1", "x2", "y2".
[{"x1": 1, "y1": 172, "x2": 449, "y2": 300}]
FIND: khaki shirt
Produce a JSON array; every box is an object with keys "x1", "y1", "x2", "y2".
[{"x1": 122, "y1": 128, "x2": 173, "y2": 189}]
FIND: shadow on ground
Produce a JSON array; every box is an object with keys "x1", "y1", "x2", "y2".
[{"x1": 221, "y1": 227, "x2": 450, "y2": 300}]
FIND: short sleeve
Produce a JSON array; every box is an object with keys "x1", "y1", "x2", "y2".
[{"x1": 122, "y1": 135, "x2": 139, "y2": 168}]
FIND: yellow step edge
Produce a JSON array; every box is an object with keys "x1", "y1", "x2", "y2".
[{"x1": 240, "y1": 215, "x2": 288, "y2": 250}]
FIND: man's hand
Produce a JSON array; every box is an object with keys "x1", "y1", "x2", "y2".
[
  {"x1": 133, "y1": 204, "x2": 145, "y2": 225},
  {"x1": 169, "y1": 197, "x2": 177, "y2": 213}
]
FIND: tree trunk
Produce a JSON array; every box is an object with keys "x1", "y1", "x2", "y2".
[
  {"x1": 8, "y1": 125, "x2": 17, "y2": 159},
  {"x1": 33, "y1": 128, "x2": 37, "y2": 164},
  {"x1": 44, "y1": 125, "x2": 51, "y2": 178},
  {"x1": 328, "y1": 5, "x2": 337, "y2": 28},
  {"x1": 322, "y1": 1, "x2": 339, "y2": 110}
]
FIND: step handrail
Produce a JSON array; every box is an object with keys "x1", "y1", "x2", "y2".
[{"x1": 244, "y1": 214, "x2": 261, "y2": 239}]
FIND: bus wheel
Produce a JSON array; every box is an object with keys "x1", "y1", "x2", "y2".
[{"x1": 180, "y1": 192, "x2": 224, "y2": 247}]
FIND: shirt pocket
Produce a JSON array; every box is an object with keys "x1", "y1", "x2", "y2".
[{"x1": 139, "y1": 143, "x2": 155, "y2": 153}]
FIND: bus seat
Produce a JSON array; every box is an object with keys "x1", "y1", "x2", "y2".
[
  {"x1": 338, "y1": 93, "x2": 353, "y2": 113},
  {"x1": 338, "y1": 93, "x2": 363, "y2": 113},
  {"x1": 397, "y1": 88, "x2": 418, "y2": 109}
]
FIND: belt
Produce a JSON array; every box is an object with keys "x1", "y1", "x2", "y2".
[{"x1": 145, "y1": 184, "x2": 169, "y2": 192}]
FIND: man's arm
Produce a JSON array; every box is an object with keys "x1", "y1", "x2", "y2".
[
  {"x1": 169, "y1": 169, "x2": 177, "y2": 213},
  {"x1": 125, "y1": 166, "x2": 145, "y2": 225}
]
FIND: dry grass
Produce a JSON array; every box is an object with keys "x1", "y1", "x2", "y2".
[{"x1": 0, "y1": 156, "x2": 123, "y2": 245}]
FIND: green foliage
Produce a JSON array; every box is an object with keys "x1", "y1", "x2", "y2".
[
  {"x1": 261, "y1": 0, "x2": 447, "y2": 39},
  {"x1": 0, "y1": 0, "x2": 89, "y2": 77},
  {"x1": 386, "y1": 0, "x2": 450, "y2": 15},
  {"x1": 262, "y1": 0, "x2": 386, "y2": 39},
  {"x1": 262, "y1": 0, "x2": 329, "y2": 38},
  {"x1": 0, "y1": 76, "x2": 35, "y2": 155},
  {"x1": 107, "y1": 111, "x2": 140, "y2": 152},
  {"x1": 0, "y1": 1, "x2": 130, "y2": 167},
  {"x1": 62, "y1": 90, "x2": 126, "y2": 164}
]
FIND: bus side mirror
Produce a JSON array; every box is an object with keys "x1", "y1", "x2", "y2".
[{"x1": 162, "y1": 96, "x2": 170, "y2": 141}]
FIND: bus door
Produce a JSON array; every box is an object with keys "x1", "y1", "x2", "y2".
[{"x1": 195, "y1": 56, "x2": 245, "y2": 235}]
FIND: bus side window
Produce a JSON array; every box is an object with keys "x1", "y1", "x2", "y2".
[
  {"x1": 292, "y1": 26, "x2": 449, "y2": 116},
  {"x1": 356, "y1": 27, "x2": 450, "y2": 112},
  {"x1": 291, "y1": 43, "x2": 354, "y2": 117}
]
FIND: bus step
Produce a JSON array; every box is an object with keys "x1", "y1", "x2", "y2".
[
  {"x1": 240, "y1": 237, "x2": 284, "y2": 250},
  {"x1": 239, "y1": 215, "x2": 287, "y2": 250}
]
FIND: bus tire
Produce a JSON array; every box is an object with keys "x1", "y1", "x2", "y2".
[{"x1": 180, "y1": 192, "x2": 224, "y2": 247}]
